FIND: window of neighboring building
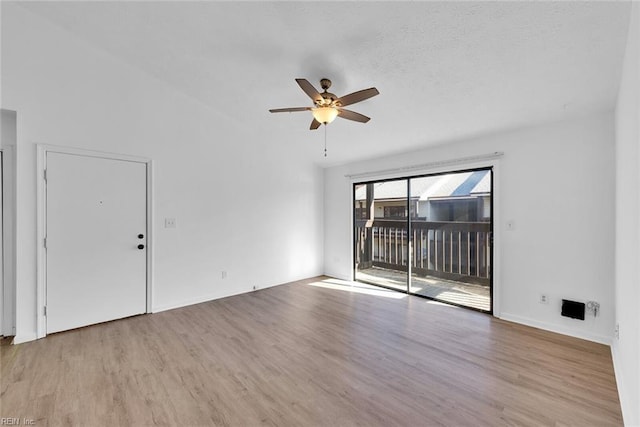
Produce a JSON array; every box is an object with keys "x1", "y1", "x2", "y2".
[{"x1": 384, "y1": 206, "x2": 406, "y2": 218}]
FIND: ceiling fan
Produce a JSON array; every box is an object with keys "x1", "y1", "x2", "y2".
[{"x1": 269, "y1": 78, "x2": 379, "y2": 130}]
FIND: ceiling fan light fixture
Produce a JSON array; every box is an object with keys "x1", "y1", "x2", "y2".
[{"x1": 312, "y1": 106, "x2": 339, "y2": 124}]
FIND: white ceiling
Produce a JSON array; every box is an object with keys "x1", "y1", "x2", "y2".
[{"x1": 19, "y1": 1, "x2": 631, "y2": 166}]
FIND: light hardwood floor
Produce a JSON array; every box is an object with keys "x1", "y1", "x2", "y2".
[
  {"x1": 355, "y1": 267, "x2": 490, "y2": 311},
  {"x1": 1, "y1": 277, "x2": 623, "y2": 426}
]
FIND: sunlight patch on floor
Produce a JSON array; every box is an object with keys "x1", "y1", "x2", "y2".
[
  {"x1": 421, "y1": 299, "x2": 459, "y2": 308},
  {"x1": 355, "y1": 267, "x2": 490, "y2": 311},
  {"x1": 308, "y1": 278, "x2": 407, "y2": 299}
]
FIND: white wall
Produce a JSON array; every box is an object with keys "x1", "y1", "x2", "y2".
[
  {"x1": 1, "y1": 5, "x2": 324, "y2": 343},
  {"x1": 613, "y1": 2, "x2": 640, "y2": 425},
  {"x1": 325, "y1": 112, "x2": 616, "y2": 344}
]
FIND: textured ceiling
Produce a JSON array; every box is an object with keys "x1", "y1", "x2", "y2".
[{"x1": 18, "y1": 1, "x2": 631, "y2": 166}]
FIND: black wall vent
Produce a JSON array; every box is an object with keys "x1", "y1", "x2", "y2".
[{"x1": 561, "y1": 299, "x2": 585, "y2": 320}]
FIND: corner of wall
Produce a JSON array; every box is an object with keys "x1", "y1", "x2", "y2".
[{"x1": 613, "y1": 1, "x2": 640, "y2": 425}]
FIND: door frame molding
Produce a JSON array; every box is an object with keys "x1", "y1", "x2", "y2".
[
  {"x1": 0, "y1": 150, "x2": 3, "y2": 336},
  {"x1": 36, "y1": 144, "x2": 153, "y2": 339},
  {"x1": 1, "y1": 110, "x2": 17, "y2": 338}
]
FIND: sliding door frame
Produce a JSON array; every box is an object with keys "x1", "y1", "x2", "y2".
[
  {"x1": 351, "y1": 160, "x2": 500, "y2": 316},
  {"x1": 353, "y1": 178, "x2": 411, "y2": 293}
]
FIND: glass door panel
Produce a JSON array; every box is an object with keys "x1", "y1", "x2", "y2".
[
  {"x1": 354, "y1": 179, "x2": 408, "y2": 292},
  {"x1": 409, "y1": 171, "x2": 492, "y2": 312}
]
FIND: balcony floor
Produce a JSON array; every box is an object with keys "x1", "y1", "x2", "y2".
[{"x1": 355, "y1": 266, "x2": 490, "y2": 312}]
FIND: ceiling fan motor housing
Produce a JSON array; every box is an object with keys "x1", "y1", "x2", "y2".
[
  {"x1": 317, "y1": 79, "x2": 339, "y2": 106},
  {"x1": 318, "y1": 92, "x2": 338, "y2": 107}
]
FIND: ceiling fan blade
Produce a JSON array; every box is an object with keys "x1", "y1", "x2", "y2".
[
  {"x1": 336, "y1": 87, "x2": 379, "y2": 107},
  {"x1": 310, "y1": 118, "x2": 322, "y2": 130},
  {"x1": 269, "y1": 107, "x2": 311, "y2": 113},
  {"x1": 337, "y1": 108, "x2": 371, "y2": 123},
  {"x1": 296, "y1": 78, "x2": 323, "y2": 103}
]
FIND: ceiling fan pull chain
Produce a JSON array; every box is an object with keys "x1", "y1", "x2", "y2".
[{"x1": 324, "y1": 125, "x2": 328, "y2": 157}]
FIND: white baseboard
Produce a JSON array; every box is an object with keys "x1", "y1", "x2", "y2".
[
  {"x1": 12, "y1": 332, "x2": 37, "y2": 344},
  {"x1": 323, "y1": 269, "x2": 350, "y2": 281},
  {"x1": 152, "y1": 288, "x2": 250, "y2": 313},
  {"x1": 611, "y1": 343, "x2": 638, "y2": 427},
  {"x1": 151, "y1": 274, "x2": 322, "y2": 314},
  {"x1": 499, "y1": 312, "x2": 611, "y2": 345}
]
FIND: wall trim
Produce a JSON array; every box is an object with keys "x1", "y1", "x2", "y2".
[
  {"x1": 151, "y1": 276, "x2": 319, "y2": 314},
  {"x1": 153, "y1": 285, "x2": 274, "y2": 314},
  {"x1": 499, "y1": 312, "x2": 611, "y2": 345},
  {"x1": 344, "y1": 151, "x2": 504, "y2": 180},
  {"x1": 611, "y1": 343, "x2": 633, "y2": 426},
  {"x1": 0, "y1": 112, "x2": 17, "y2": 337},
  {"x1": 152, "y1": 291, "x2": 246, "y2": 314},
  {"x1": 12, "y1": 332, "x2": 37, "y2": 345}
]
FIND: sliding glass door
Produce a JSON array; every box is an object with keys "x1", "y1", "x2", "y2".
[
  {"x1": 353, "y1": 168, "x2": 492, "y2": 312},
  {"x1": 354, "y1": 180, "x2": 408, "y2": 292}
]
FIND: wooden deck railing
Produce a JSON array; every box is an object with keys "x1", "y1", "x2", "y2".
[{"x1": 355, "y1": 219, "x2": 491, "y2": 286}]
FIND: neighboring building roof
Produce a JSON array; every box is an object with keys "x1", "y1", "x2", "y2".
[
  {"x1": 374, "y1": 180, "x2": 407, "y2": 199},
  {"x1": 420, "y1": 172, "x2": 473, "y2": 199},
  {"x1": 470, "y1": 171, "x2": 491, "y2": 194},
  {"x1": 452, "y1": 171, "x2": 486, "y2": 197},
  {"x1": 354, "y1": 175, "x2": 441, "y2": 201},
  {"x1": 355, "y1": 170, "x2": 490, "y2": 201}
]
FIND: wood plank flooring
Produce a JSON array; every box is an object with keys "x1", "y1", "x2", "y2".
[
  {"x1": 356, "y1": 266, "x2": 490, "y2": 311},
  {"x1": 1, "y1": 277, "x2": 623, "y2": 426}
]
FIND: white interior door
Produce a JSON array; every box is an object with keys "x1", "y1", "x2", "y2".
[
  {"x1": 46, "y1": 152, "x2": 147, "y2": 334},
  {"x1": 0, "y1": 151, "x2": 3, "y2": 335},
  {"x1": 1, "y1": 110, "x2": 16, "y2": 337}
]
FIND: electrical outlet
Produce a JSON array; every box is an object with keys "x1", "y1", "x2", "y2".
[
  {"x1": 614, "y1": 323, "x2": 620, "y2": 340},
  {"x1": 539, "y1": 294, "x2": 549, "y2": 304},
  {"x1": 221, "y1": 271, "x2": 227, "y2": 279},
  {"x1": 164, "y1": 218, "x2": 176, "y2": 228}
]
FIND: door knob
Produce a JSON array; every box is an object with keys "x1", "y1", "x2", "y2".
[
  {"x1": 137, "y1": 244, "x2": 145, "y2": 250},
  {"x1": 138, "y1": 234, "x2": 144, "y2": 239}
]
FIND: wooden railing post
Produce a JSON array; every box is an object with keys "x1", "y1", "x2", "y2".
[{"x1": 359, "y1": 183, "x2": 375, "y2": 269}]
